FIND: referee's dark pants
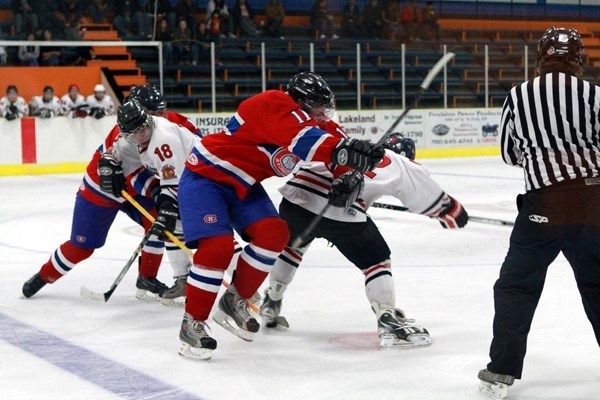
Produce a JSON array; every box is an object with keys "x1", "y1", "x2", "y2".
[{"x1": 488, "y1": 179, "x2": 600, "y2": 379}]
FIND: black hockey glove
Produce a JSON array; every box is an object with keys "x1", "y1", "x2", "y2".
[
  {"x1": 151, "y1": 193, "x2": 179, "y2": 241},
  {"x1": 328, "y1": 171, "x2": 365, "y2": 209},
  {"x1": 74, "y1": 104, "x2": 88, "y2": 118},
  {"x1": 436, "y1": 195, "x2": 468, "y2": 229},
  {"x1": 332, "y1": 138, "x2": 385, "y2": 173},
  {"x1": 98, "y1": 152, "x2": 126, "y2": 197},
  {"x1": 5, "y1": 111, "x2": 16, "y2": 120},
  {"x1": 89, "y1": 107, "x2": 106, "y2": 119}
]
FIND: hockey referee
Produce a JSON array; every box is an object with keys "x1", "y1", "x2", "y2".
[{"x1": 478, "y1": 27, "x2": 600, "y2": 399}]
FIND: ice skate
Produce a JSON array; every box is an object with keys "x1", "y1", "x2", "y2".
[
  {"x1": 178, "y1": 313, "x2": 217, "y2": 360},
  {"x1": 213, "y1": 286, "x2": 260, "y2": 341},
  {"x1": 259, "y1": 289, "x2": 289, "y2": 329},
  {"x1": 22, "y1": 273, "x2": 47, "y2": 298},
  {"x1": 478, "y1": 369, "x2": 514, "y2": 400},
  {"x1": 376, "y1": 306, "x2": 431, "y2": 349},
  {"x1": 160, "y1": 276, "x2": 187, "y2": 306},
  {"x1": 135, "y1": 275, "x2": 168, "y2": 301}
]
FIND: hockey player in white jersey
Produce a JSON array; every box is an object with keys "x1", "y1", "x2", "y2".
[
  {"x1": 0, "y1": 85, "x2": 28, "y2": 120},
  {"x1": 87, "y1": 84, "x2": 115, "y2": 119},
  {"x1": 262, "y1": 131, "x2": 468, "y2": 348},
  {"x1": 61, "y1": 84, "x2": 88, "y2": 118},
  {"x1": 30, "y1": 86, "x2": 61, "y2": 118}
]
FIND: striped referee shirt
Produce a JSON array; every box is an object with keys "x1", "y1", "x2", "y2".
[{"x1": 500, "y1": 72, "x2": 600, "y2": 191}]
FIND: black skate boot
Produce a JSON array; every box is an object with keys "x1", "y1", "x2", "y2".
[
  {"x1": 160, "y1": 275, "x2": 187, "y2": 306},
  {"x1": 22, "y1": 273, "x2": 47, "y2": 298},
  {"x1": 478, "y1": 369, "x2": 514, "y2": 400},
  {"x1": 375, "y1": 305, "x2": 431, "y2": 348},
  {"x1": 213, "y1": 286, "x2": 259, "y2": 341},
  {"x1": 259, "y1": 290, "x2": 289, "y2": 328},
  {"x1": 135, "y1": 275, "x2": 168, "y2": 301},
  {"x1": 178, "y1": 312, "x2": 217, "y2": 360}
]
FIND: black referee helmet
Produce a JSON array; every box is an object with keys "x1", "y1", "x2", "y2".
[{"x1": 536, "y1": 27, "x2": 584, "y2": 72}]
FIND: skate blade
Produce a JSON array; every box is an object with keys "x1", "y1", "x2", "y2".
[
  {"x1": 178, "y1": 342, "x2": 212, "y2": 360},
  {"x1": 159, "y1": 296, "x2": 185, "y2": 307},
  {"x1": 380, "y1": 333, "x2": 432, "y2": 349},
  {"x1": 479, "y1": 381, "x2": 509, "y2": 400},
  {"x1": 263, "y1": 315, "x2": 289, "y2": 329},
  {"x1": 213, "y1": 310, "x2": 255, "y2": 342},
  {"x1": 135, "y1": 289, "x2": 161, "y2": 302}
]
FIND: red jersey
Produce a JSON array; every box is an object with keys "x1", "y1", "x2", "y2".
[
  {"x1": 185, "y1": 90, "x2": 343, "y2": 198},
  {"x1": 80, "y1": 112, "x2": 200, "y2": 207}
]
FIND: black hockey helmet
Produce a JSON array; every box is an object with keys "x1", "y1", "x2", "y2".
[
  {"x1": 287, "y1": 72, "x2": 335, "y2": 121},
  {"x1": 536, "y1": 27, "x2": 584, "y2": 72},
  {"x1": 117, "y1": 99, "x2": 154, "y2": 143},
  {"x1": 129, "y1": 84, "x2": 167, "y2": 114},
  {"x1": 383, "y1": 133, "x2": 416, "y2": 160}
]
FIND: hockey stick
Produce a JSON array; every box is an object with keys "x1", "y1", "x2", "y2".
[
  {"x1": 371, "y1": 201, "x2": 515, "y2": 227},
  {"x1": 120, "y1": 190, "x2": 260, "y2": 313},
  {"x1": 80, "y1": 229, "x2": 153, "y2": 302},
  {"x1": 290, "y1": 52, "x2": 456, "y2": 248}
]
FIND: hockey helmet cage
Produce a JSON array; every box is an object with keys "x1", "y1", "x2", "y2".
[
  {"x1": 287, "y1": 72, "x2": 335, "y2": 121},
  {"x1": 117, "y1": 99, "x2": 153, "y2": 140},
  {"x1": 383, "y1": 133, "x2": 416, "y2": 160},
  {"x1": 536, "y1": 27, "x2": 584, "y2": 71},
  {"x1": 130, "y1": 84, "x2": 167, "y2": 113}
]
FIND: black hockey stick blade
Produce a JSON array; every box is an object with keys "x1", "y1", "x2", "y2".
[{"x1": 371, "y1": 201, "x2": 515, "y2": 227}]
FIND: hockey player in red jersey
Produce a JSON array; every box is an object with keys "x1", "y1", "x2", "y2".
[
  {"x1": 260, "y1": 130, "x2": 468, "y2": 348},
  {"x1": 22, "y1": 85, "x2": 201, "y2": 301},
  {"x1": 176, "y1": 71, "x2": 385, "y2": 360}
]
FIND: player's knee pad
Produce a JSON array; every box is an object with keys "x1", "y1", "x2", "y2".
[
  {"x1": 243, "y1": 217, "x2": 289, "y2": 252},
  {"x1": 193, "y1": 234, "x2": 235, "y2": 271}
]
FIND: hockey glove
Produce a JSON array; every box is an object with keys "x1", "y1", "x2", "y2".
[
  {"x1": 98, "y1": 152, "x2": 126, "y2": 197},
  {"x1": 436, "y1": 195, "x2": 468, "y2": 229},
  {"x1": 74, "y1": 104, "x2": 88, "y2": 118},
  {"x1": 328, "y1": 171, "x2": 365, "y2": 209},
  {"x1": 5, "y1": 111, "x2": 16, "y2": 121},
  {"x1": 89, "y1": 107, "x2": 106, "y2": 119},
  {"x1": 151, "y1": 193, "x2": 179, "y2": 240},
  {"x1": 333, "y1": 138, "x2": 385, "y2": 173}
]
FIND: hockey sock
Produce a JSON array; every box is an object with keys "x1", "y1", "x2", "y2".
[
  {"x1": 166, "y1": 244, "x2": 191, "y2": 277},
  {"x1": 234, "y1": 218, "x2": 289, "y2": 299},
  {"x1": 186, "y1": 234, "x2": 235, "y2": 321},
  {"x1": 138, "y1": 233, "x2": 164, "y2": 278},
  {"x1": 363, "y1": 259, "x2": 396, "y2": 309},
  {"x1": 268, "y1": 246, "x2": 304, "y2": 300},
  {"x1": 40, "y1": 241, "x2": 94, "y2": 283}
]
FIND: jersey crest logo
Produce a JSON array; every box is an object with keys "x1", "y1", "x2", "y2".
[
  {"x1": 187, "y1": 153, "x2": 198, "y2": 165},
  {"x1": 204, "y1": 214, "x2": 217, "y2": 223},
  {"x1": 270, "y1": 148, "x2": 299, "y2": 177},
  {"x1": 529, "y1": 214, "x2": 549, "y2": 223},
  {"x1": 161, "y1": 165, "x2": 177, "y2": 180}
]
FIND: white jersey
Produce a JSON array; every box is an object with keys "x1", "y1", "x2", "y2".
[
  {"x1": 30, "y1": 95, "x2": 61, "y2": 117},
  {"x1": 60, "y1": 93, "x2": 87, "y2": 117},
  {"x1": 279, "y1": 149, "x2": 446, "y2": 223},
  {"x1": 0, "y1": 96, "x2": 28, "y2": 118},
  {"x1": 86, "y1": 94, "x2": 115, "y2": 115},
  {"x1": 115, "y1": 116, "x2": 200, "y2": 203}
]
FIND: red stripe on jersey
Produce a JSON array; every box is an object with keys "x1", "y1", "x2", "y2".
[
  {"x1": 364, "y1": 263, "x2": 389, "y2": 276},
  {"x1": 21, "y1": 118, "x2": 36, "y2": 163},
  {"x1": 284, "y1": 247, "x2": 303, "y2": 262},
  {"x1": 294, "y1": 173, "x2": 330, "y2": 190}
]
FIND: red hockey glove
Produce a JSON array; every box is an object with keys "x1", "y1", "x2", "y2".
[{"x1": 436, "y1": 195, "x2": 468, "y2": 229}]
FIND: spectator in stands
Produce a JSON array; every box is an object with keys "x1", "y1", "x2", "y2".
[
  {"x1": 383, "y1": 0, "x2": 402, "y2": 41},
  {"x1": 206, "y1": 0, "x2": 235, "y2": 38},
  {"x1": 423, "y1": 1, "x2": 440, "y2": 41},
  {"x1": 30, "y1": 85, "x2": 61, "y2": 118},
  {"x1": 36, "y1": 0, "x2": 66, "y2": 37},
  {"x1": 59, "y1": 0, "x2": 84, "y2": 27},
  {"x1": 40, "y1": 29, "x2": 62, "y2": 66},
  {"x1": 113, "y1": 0, "x2": 149, "y2": 38},
  {"x1": 263, "y1": 0, "x2": 284, "y2": 39},
  {"x1": 363, "y1": 0, "x2": 384, "y2": 40},
  {"x1": 231, "y1": 0, "x2": 259, "y2": 37},
  {"x1": 341, "y1": 0, "x2": 361, "y2": 39},
  {"x1": 310, "y1": 0, "x2": 338, "y2": 40},
  {"x1": 144, "y1": 0, "x2": 176, "y2": 40},
  {"x1": 194, "y1": 21, "x2": 222, "y2": 66},
  {"x1": 155, "y1": 18, "x2": 174, "y2": 65},
  {"x1": 174, "y1": 0, "x2": 199, "y2": 40},
  {"x1": 0, "y1": 47, "x2": 6, "y2": 66},
  {"x1": 0, "y1": 85, "x2": 29, "y2": 120},
  {"x1": 18, "y1": 32, "x2": 40, "y2": 66},
  {"x1": 60, "y1": 84, "x2": 88, "y2": 118},
  {"x1": 12, "y1": 0, "x2": 39, "y2": 38},
  {"x1": 87, "y1": 0, "x2": 111, "y2": 24},
  {"x1": 173, "y1": 17, "x2": 194, "y2": 65},
  {"x1": 401, "y1": 0, "x2": 423, "y2": 42},
  {"x1": 86, "y1": 84, "x2": 115, "y2": 119}
]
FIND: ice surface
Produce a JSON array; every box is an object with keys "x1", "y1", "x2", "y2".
[{"x1": 1, "y1": 157, "x2": 599, "y2": 400}]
